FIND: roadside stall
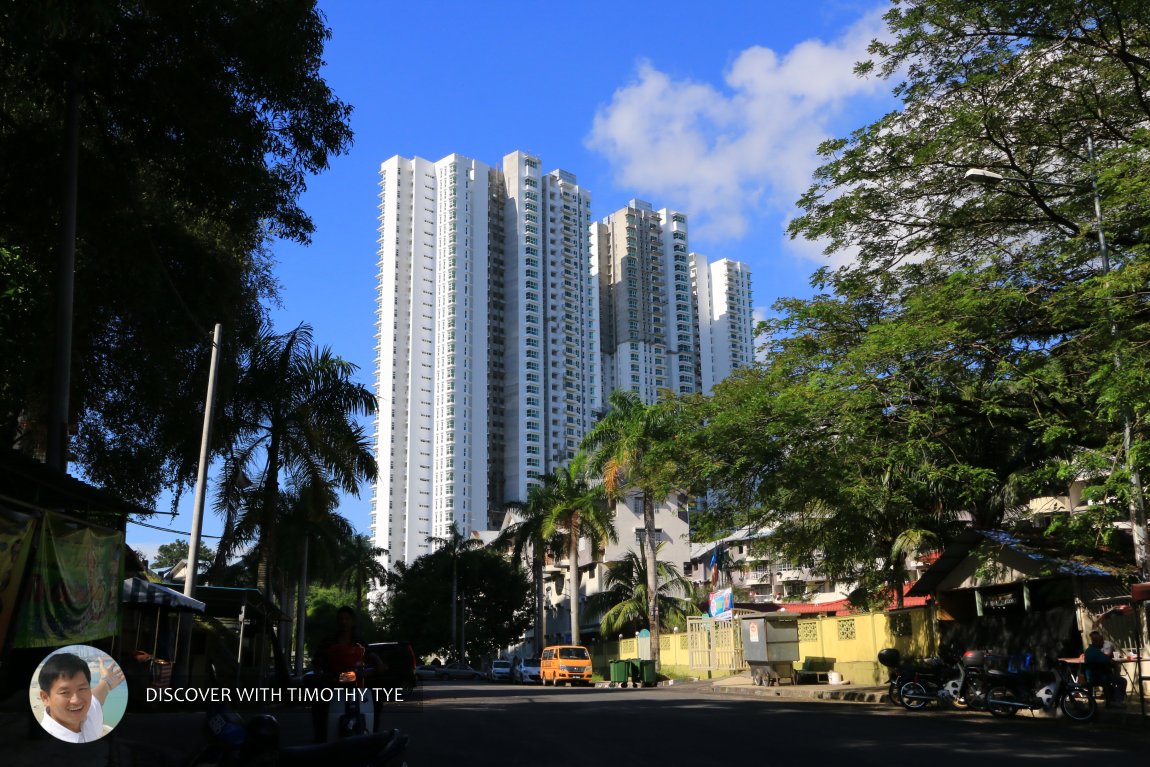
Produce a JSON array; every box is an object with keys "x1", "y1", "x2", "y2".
[{"x1": 117, "y1": 576, "x2": 205, "y2": 697}]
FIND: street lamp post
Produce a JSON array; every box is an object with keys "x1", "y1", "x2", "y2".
[{"x1": 965, "y1": 146, "x2": 1149, "y2": 578}]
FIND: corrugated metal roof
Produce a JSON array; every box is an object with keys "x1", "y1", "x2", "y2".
[{"x1": 908, "y1": 528, "x2": 1116, "y2": 597}]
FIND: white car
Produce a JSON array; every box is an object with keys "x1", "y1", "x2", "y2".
[
  {"x1": 512, "y1": 657, "x2": 541, "y2": 685},
  {"x1": 488, "y1": 659, "x2": 512, "y2": 682}
]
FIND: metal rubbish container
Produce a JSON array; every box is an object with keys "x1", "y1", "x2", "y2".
[
  {"x1": 640, "y1": 659, "x2": 657, "y2": 687},
  {"x1": 610, "y1": 659, "x2": 628, "y2": 684},
  {"x1": 741, "y1": 613, "x2": 800, "y2": 686}
]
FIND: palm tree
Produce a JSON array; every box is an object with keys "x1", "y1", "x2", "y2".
[
  {"x1": 586, "y1": 541, "x2": 698, "y2": 636},
  {"x1": 222, "y1": 322, "x2": 377, "y2": 604},
  {"x1": 581, "y1": 389, "x2": 683, "y2": 670},
  {"x1": 496, "y1": 482, "x2": 563, "y2": 656},
  {"x1": 539, "y1": 454, "x2": 617, "y2": 647},
  {"x1": 336, "y1": 533, "x2": 390, "y2": 615},
  {"x1": 274, "y1": 480, "x2": 354, "y2": 676}
]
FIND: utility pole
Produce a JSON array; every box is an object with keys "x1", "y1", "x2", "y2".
[
  {"x1": 47, "y1": 73, "x2": 80, "y2": 472},
  {"x1": 178, "y1": 323, "x2": 222, "y2": 683}
]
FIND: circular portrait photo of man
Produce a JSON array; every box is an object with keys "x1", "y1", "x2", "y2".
[{"x1": 29, "y1": 645, "x2": 127, "y2": 743}]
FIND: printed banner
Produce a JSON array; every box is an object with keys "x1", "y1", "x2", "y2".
[
  {"x1": 709, "y1": 588, "x2": 733, "y2": 620},
  {"x1": 0, "y1": 506, "x2": 37, "y2": 651},
  {"x1": 12, "y1": 511, "x2": 123, "y2": 648}
]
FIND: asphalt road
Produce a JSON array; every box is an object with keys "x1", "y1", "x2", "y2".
[
  {"x1": 4, "y1": 679, "x2": 1146, "y2": 767},
  {"x1": 391, "y1": 679, "x2": 1150, "y2": 767}
]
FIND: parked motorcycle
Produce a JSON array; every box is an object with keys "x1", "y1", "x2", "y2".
[
  {"x1": 878, "y1": 649, "x2": 942, "y2": 709},
  {"x1": 984, "y1": 657, "x2": 1096, "y2": 723},
  {"x1": 877, "y1": 648, "x2": 988, "y2": 711}
]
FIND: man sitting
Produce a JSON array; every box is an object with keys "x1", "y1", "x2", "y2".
[{"x1": 1084, "y1": 631, "x2": 1126, "y2": 705}]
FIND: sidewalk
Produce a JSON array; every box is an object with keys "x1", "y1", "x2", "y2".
[
  {"x1": 706, "y1": 672, "x2": 890, "y2": 703},
  {"x1": 700, "y1": 672, "x2": 1150, "y2": 729}
]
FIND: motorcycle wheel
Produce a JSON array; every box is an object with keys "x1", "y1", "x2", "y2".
[
  {"x1": 986, "y1": 686, "x2": 1019, "y2": 717},
  {"x1": 1059, "y1": 686, "x2": 1097, "y2": 723},
  {"x1": 887, "y1": 680, "x2": 903, "y2": 707},
  {"x1": 898, "y1": 681, "x2": 930, "y2": 711},
  {"x1": 963, "y1": 677, "x2": 987, "y2": 711}
]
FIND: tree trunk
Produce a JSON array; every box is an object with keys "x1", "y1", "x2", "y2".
[
  {"x1": 259, "y1": 430, "x2": 281, "y2": 606},
  {"x1": 533, "y1": 552, "x2": 545, "y2": 656},
  {"x1": 450, "y1": 553, "x2": 458, "y2": 659},
  {"x1": 569, "y1": 534, "x2": 580, "y2": 646},
  {"x1": 643, "y1": 491, "x2": 660, "y2": 670},
  {"x1": 295, "y1": 536, "x2": 309, "y2": 677}
]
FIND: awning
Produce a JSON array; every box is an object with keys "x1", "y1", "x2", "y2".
[{"x1": 122, "y1": 576, "x2": 205, "y2": 612}]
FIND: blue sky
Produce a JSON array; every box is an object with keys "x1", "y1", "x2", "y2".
[{"x1": 129, "y1": 0, "x2": 898, "y2": 561}]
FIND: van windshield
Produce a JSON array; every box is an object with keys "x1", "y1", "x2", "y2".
[{"x1": 558, "y1": 647, "x2": 589, "y2": 660}]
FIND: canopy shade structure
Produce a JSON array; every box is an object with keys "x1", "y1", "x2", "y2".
[{"x1": 122, "y1": 576, "x2": 205, "y2": 612}]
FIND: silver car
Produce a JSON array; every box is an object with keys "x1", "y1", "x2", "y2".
[
  {"x1": 512, "y1": 657, "x2": 542, "y2": 685},
  {"x1": 488, "y1": 659, "x2": 512, "y2": 682}
]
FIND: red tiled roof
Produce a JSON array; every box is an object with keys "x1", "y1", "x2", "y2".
[
  {"x1": 772, "y1": 600, "x2": 850, "y2": 615},
  {"x1": 761, "y1": 583, "x2": 929, "y2": 616}
]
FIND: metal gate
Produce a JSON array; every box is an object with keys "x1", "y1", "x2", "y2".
[{"x1": 687, "y1": 616, "x2": 745, "y2": 672}]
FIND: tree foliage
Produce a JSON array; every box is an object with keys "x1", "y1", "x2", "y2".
[
  {"x1": 538, "y1": 454, "x2": 617, "y2": 646},
  {"x1": 209, "y1": 322, "x2": 376, "y2": 602},
  {"x1": 582, "y1": 390, "x2": 686, "y2": 666},
  {"x1": 585, "y1": 542, "x2": 698, "y2": 635},
  {"x1": 686, "y1": 1, "x2": 1150, "y2": 595},
  {"x1": 496, "y1": 482, "x2": 565, "y2": 656},
  {"x1": 0, "y1": 1, "x2": 352, "y2": 503},
  {"x1": 152, "y1": 538, "x2": 216, "y2": 574},
  {"x1": 381, "y1": 546, "x2": 532, "y2": 662}
]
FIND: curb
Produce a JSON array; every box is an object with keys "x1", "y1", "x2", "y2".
[
  {"x1": 595, "y1": 678, "x2": 698, "y2": 689},
  {"x1": 708, "y1": 684, "x2": 890, "y2": 704}
]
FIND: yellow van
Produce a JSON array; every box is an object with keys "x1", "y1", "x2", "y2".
[{"x1": 540, "y1": 645, "x2": 593, "y2": 686}]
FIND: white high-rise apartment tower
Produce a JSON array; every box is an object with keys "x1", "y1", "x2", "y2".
[
  {"x1": 592, "y1": 200, "x2": 698, "y2": 403},
  {"x1": 692, "y1": 256, "x2": 755, "y2": 393},
  {"x1": 373, "y1": 151, "x2": 598, "y2": 569}
]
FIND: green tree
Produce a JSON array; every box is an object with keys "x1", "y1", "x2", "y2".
[
  {"x1": 336, "y1": 533, "x2": 389, "y2": 616},
  {"x1": 496, "y1": 483, "x2": 563, "y2": 656},
  {"x1": 582, "y1": 390, "x2": 683, "y2": 668},
  {"x1": 786, "y1": 0, "x2": 1150, "y2": 571},
  {"x1": 428, "y1": 526, "x2": 485, "y2": 660},
  {"x1": 305, "y1": 584, "x2": 383, "y2": 660},
  {"x1": 152, "y1": 538, "x2": 215, "y2": 575},
  {"x1": 539, "y1": 454, "x2": 617, "y2": 647},
  {"x1": 682, "y1": 2, "x2": 1150, "y2": 592},
  {"x1": 216, "y1": 322, "x2": 376, "y2": 604},
  {"x1": 0, "y1": 1, "x2": 352, "y2": 503},
  {"x1": 585, "y1": 541, "x2": 697, "y2": 636},
  {"x1": 381, "y1": 545, "x2": 531, "y2": 662}
]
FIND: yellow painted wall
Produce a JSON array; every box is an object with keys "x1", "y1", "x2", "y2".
[
  {"x1": 592, "y1": 632, "x2": 739, "y2": 679},
  {"x1": 589, "y1": 607, "x2": 936, "y2": 684},
  {"x1": 795, "y1": 607, "x2": 936, "y2": 685}
]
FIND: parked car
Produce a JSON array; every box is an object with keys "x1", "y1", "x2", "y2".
[
  {"x1": 438, "y1": 661, "x2": 484, "y2": 680},
  {"x1": 487, "y1": 659, "x2": 512, "y2": 682},
  {"x1": 366, "y1": 641, "x2": 419, "y2": 693},
  {"x1": 512, "y1": 657, "x2": 541, "y2": 685},
  {"x1": 415, "y1": 665, "x2": 440, "y2": 681}
]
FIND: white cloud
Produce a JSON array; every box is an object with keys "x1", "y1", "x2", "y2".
[{"x1": 587, "y1": 8, "x2": 890, "y2": 245}]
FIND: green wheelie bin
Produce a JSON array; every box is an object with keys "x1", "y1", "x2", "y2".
[
  {"x1": 640, "y1": 659, "x2": 657, "y2": 687},
  {"x1": 610, "y1": 659, "x2": 629, "y2": 685}
]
